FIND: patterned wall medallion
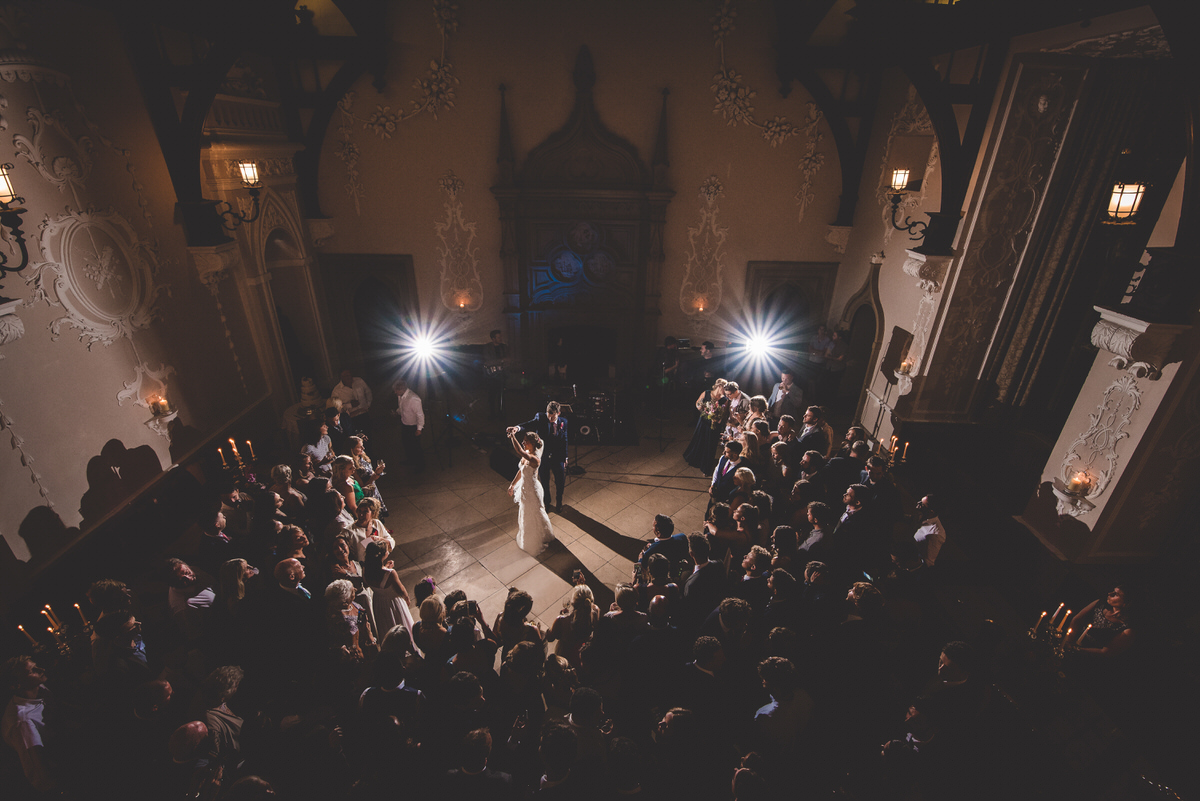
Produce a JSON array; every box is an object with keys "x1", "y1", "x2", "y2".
[{"x1": 25, "y1": 208, "x2": 169, "y2": 348}]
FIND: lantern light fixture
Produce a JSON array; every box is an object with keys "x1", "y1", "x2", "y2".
[
  {"x1": 217, "y1": 160, "x2": 263, "y2": 231},
  {"x1": 1106, "y1": 182, "x2": 1144, "y2": 223},
  {"x1": 0, "y1": 163, "x2": 31, "y2": 302},
  {"x1": 886, "y1": 166, "x2": 927, "y2": 241}
]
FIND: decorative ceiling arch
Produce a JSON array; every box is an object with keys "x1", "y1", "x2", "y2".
[{"x1": 518, "y1": 46, "x2": 651, "y2": 190}]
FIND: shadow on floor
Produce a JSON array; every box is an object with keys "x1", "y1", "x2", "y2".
[
  {"x1": 558, "y1": 507, "x2": 646, "y2": 562},
  {"x1": 536, "y1": 539, "x2": 615, "y2": 610}
]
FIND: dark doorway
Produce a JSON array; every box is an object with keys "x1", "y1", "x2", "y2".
[
  {"x1": 276, "y1": 307, "x2": 315, "y2": 388},
  {"x1": 763, "y1": 283, "x2": 814, "y2": 347},
  {"x1": 353, "y1": 278, "x2": 405, "y2": 389}
]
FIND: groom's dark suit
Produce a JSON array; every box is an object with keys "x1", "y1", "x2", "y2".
[{"x1": 515, "y1": 413, "x2": 569, "y2": 509}]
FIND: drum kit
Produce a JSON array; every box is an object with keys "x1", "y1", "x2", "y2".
[{"x1": 551, "y1": 384, "x2": 614, "y2": 445}]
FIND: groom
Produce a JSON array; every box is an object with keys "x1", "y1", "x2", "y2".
[{"x1": 508, "y1": 401, "x2": 569, "y2": 513}]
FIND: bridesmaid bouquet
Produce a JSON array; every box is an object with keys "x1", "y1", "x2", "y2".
[{"x1": 703, "y1": 397, "x2": 730, "y2": 431}]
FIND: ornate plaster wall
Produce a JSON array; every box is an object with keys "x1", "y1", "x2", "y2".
[
  {"x1": 0, "y1": 3, "x2": 267, "y2": 569},
  {"x1": 314, "y1": 0, "x2": 843, "y2": 346}
]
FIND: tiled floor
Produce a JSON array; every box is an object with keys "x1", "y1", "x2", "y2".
[{"x1": 377, "y1": 418, "x2": 711, "y2": 629}]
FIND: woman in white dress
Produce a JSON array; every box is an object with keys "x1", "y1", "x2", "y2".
[
  {"x1": 509, "y1": 430, "x2": 555, "y2": 555},
  {"x1": 363, "y1": 541, "x2": 417, "y2": 651}
]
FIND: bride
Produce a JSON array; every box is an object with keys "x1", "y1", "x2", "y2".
[{"x1": 508, "y1": 430, "x2": 555, "y2": 555}]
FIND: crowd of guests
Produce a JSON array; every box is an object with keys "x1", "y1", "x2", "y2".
[{"x1": 2, "y1": 366, "x2": 1139, "y2": 801}]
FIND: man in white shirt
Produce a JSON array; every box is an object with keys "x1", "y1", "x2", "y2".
[
  {"x1": 166, "y1": 558, "x2": 215, "y2": 641},
  {"x1": 2, "y1": 656, "x2": 56, "y2": 794},
  {"x1": 331, "y1": 369, "x2": 373, "y2": 436},
  {"x1": 913, "y1": 495, "x2": 947, "y2": 567},
  {"x1": 392, "y1": 379, "x2": 425, "y2": 471}
]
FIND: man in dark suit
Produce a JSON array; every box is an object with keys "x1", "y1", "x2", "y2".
[
  {"x1": 860, "y1": 455, "x2": 903, "y2": 528},
  {"x1": 825, "y1": 440, "x2": 870, "y2": 500},
  {"x1": 509, "y1": 401, "x2": 569, "y2": 512},
  {"x1": 682, "y1": 533, "x2": 725, "y2": 629},
  {"x1": 795, "y1": 406, "x2": 830, "y2": 456},
  {"x1": 833, "y1": 484, "x2": 886, "y2": 581},
  {"x1": 637, "y1": 514, "x2": 688, "y2": 570},
  {"x1": 709, "y1": 441, "x2": 743, "y2": 505}
]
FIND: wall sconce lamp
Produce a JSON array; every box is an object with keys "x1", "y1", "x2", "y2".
[
  {"x1": 217, "y1": 160, "x2": 263, "y2": 231},
  {"x1": 887, "y1": 167, "x2": 928, "y2": 241},
  {"x1": 0, "y1": 164, "x2": 31, "y2": 301},
  {"x1": 1105, "y1": 182, "x2": 1144, "y2": 224}
]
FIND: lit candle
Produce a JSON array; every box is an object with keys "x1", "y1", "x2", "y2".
[
  {"x1": 218, "y1": 448, "x2": 227, "y2": 466},
  {"x1": 1063, "y1": 627, "x2": 1072, "y2": 642},
  {"x1": 899, "y1": 359, "x2": 912, "y2": 375},
  {"x1": 1049, "y1": 602, "x2": 1065, "y2": 627},
  {"x1": 1078, "y1": 623, "x2": 1093, "y2": 644},
  {"x1": 44, "y1": 605, "x2": 62, "y2": 628},
  {"x1": 40, "y1": 609, "x2": 57, "y2": 631},
  {"x1": 1032, "y1": 611, "x2": 1047, "y2": 633},
  {"x1": 1057, "y1": 610, "x2": 1071, "y2": 632},
  {"x1": 75, "y1": 603, "x2": 89, "y2": 626},
  {"x1": 1066, "y1": 471, "x2": 1090, "y2": 494},
  {"x1": 246, "y1": 440, "x2": 255, "y2": 460},
  {"x1": 18, "y1": 625, "x2": 37, "y2": 645},
  {"x1": 890, "y1": 435, "x2": 898, "y2": 448},
  {"x1": 47, "y1": 627, "x2": 62, "y2": 645},
  {"x1": 228, "y1": 438, "x2": 240, "y2": 457},
  {"x1": 902, "y1": 442, "x2": 910, "y2": 460}
]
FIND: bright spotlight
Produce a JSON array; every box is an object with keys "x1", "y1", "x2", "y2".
[
  {"x1": 745, "y1": 333, "x2": 777, "y2": 358},
  {"x1": 411, "y1": 335, "x2": 439, "y2": 361},
  {"x1": 741, "y1": 328, "x2": 780, "y2": 361}
]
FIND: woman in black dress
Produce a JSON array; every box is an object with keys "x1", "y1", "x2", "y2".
[{"x1": 683, "y1": 378, "x2": 729, "y2": 474}]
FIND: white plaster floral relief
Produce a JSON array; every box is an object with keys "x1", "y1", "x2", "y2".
[
  {"x1": 334, "y1": 0, "x2": 461, "y2": 215},
  {"x1": 434, "y1": 170, "x2": 482, "y2": 312},
  {"x1": 680, "y1": 176, "x2": 728, "y2": 322},
  {"x1": 1059, "y1": 373, "x2": 1142, "y2": 499}
]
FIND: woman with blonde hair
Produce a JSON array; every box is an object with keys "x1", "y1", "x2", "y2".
[
  {"x1": 728, "y1": 466, "x2": 757, "y2": 511},
  {"x1": 331, "y1": 455, "x2": 363, "y2": 516},
  {"x1": 547, "y1": 584, "x2": 600, "y2": 669},
  {"x1": 348, "y1": 436, "x2": 387, "y2": 515}
]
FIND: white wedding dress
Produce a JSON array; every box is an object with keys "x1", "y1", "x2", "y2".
[{"x1": 515, "y1": 449, "x2": 555, "y2": 556}]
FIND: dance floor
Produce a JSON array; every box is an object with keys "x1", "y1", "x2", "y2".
[{"x1": 377, "y1": 417, "x2": 711, "y2": 626}]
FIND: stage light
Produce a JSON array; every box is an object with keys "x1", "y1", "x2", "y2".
[{"x1": 411, "y1": 334, "x2": 439, "y2": 361}]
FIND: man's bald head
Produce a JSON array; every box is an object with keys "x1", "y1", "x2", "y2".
[{"x1": 169, "y1": 721, "x2": 209, "y2": 763}]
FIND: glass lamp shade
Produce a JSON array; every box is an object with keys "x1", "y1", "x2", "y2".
[
  {"x1": 0, "y1": 164, "x2": 16, "y2": 204},
  {"x1": 890, "y1": 168, "x2": 911, "y2": 192},
  {"x1": 1107, "y1": 182, "x2": 1144, "y2": 219},
  {"x1": 236, "y1": 160, "x2": 261, "y2": 187}
]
